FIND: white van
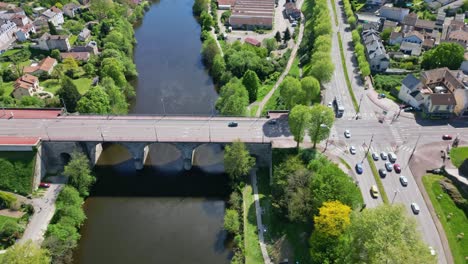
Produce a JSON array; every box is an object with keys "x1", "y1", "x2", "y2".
[
  {"x1": 411, "y1": 203, "x2": 420, "y2": 214},
  {"x1": 388, "y1": 152, "x2": 397, "y2": 162}
]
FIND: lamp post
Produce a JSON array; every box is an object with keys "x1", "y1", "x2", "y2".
[
  {"x1": 362, "y1": 134, "x2": 374, "y2": 163},
  {"x1": 391, "y1": 189, "x2": 400, "y2": 205}
]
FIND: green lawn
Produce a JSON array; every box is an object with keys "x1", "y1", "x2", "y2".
[
  {"x1": 1, "y1": 81, "x2": 14, "y2": 96},
  {"x1": 261, "y1": 86, "x2": 284, "y2": 116},
  {"x1": 42, "y1": 77, "x2": 92, "y2": 95},
  {"x1": 69, "y1": 35, "x2": 78, "y2": 45},
  {"x1": 366, "y1": 154, "x2": 389, "y2": 204},
  {"x1": 337, "y1": 33, "x2": 358, "y2": 112},
  {"x1": 249, "y1": 105, "x2": 259, "y2": 117},
  {"x1": 243, "y1": 183, "x2": 263, "y2": 264},
  {"x1": 257, "y1": 84, "x2": 274, "y2": 102},
  {"x1": 0, "y1": 215, "x2": 17, "y2": 230},
  {"x1": 422, "y1": 174, "x2": 468, "y2": 264},
  {"x1": 42, "y1": 79, "x2": 61, "y2": 94},
  {"x1": 288, "y1": 58, "x2": 300, "y2": 78},
  {"x1": 450, "y1": 147, "x2": 468, "y2": 168}
]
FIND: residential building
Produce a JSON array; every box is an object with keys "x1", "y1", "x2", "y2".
[
  {"x1": 0, "y1": 7, "x2": 25, "y2": 20},
  {"x1": 389, "y1": 31, "x2": 403, "y2": 45},
  {"x1": 379, "y1": 6, "x2": 409, "y2": 22},
  {"x1": 41, "y1": 6, "x2": 64, "y2": 26},
  {"x1": 362, "y1": 29, "x2": 389, "y2": 72},
  {"x1": 23, "y1": 56, "x2": 57, "y2": 75},
  {"x1": 60, "y1": 51, "x2": 90, "y2": 62},
  {"x1": 71, "y1": 40, "x2": 98, "y2": 55},
  {"x1": 217, "y1": 0, "x2": 235, "y2": 10},
  {"x1": 402, "y1": 31, "x2": 424, "y2": 44},
  {"x1": 245, "y1": 37, "x2": 260, "y2": 46},
  {"x1": 399, "y1": 42, "x2": 422, "y2": 56},
  {"x1": 0, "y1": 20, "x2": 17, "y2": 50},
  {"x1": 229, "y1": 0, "x2": 275, "y2": 29},
  {"x1": 63, "y1": 3, "x2": 80, "y2": 18},
  {"x1": 445, "y1": 29, "x2": 468, "y2": 48},
  {"x1": 36, "y1": 32, "x2": 70, "y2": 51},
  {"x1": 15, "y1": 23, "x2": 36, "y2": 42},
  {"x1": 0, "y1": 2, "x2": 16, "y2": 10},
  {"x1": 382, "y1": 19, "x2": 398, "y2": 31},
  {"x1": 12, "y1": 74, "x2": 40, "y2": 99},
  {"x1": 399, "y1": 74, "x2": 424, "y2": 107},
  {"x1": 11, "y1": 14, "x2": 28, "y2": 27},
  {"x1": 78, "y1": 27, "x2": 91, "y2": 41},
  {"x1": 414, "y1": 19, "x2": 436, "y2": 33}
]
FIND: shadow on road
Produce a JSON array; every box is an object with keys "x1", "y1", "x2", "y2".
[{"x1": 262, "y1": 115, "x2": 292, "y2": 138}]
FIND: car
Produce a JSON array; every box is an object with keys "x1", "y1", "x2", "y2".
[
  {"x1": 388, "y1": 152, "x2": 397, "y2": 162},
  {"x1": 344, "y1": 129, "x2": 351, "y2": 138},
  {"x1": 403, "y1": 106, "x2": 415, "y2": 112},
  {"x1": 355, "y1": 163, "x2": 363, "y2": 174},
  {"x1": 385, "y1": 162, "x2": 393, "y2": 171},
  {"x1": 39, "y1": 182, "x2": 50, "y2": 188},
  {"x1": 372, "y1": 152, "x2": 379, "y2": 161},
  {"x1": 268, "y1": 119, "x2": 277, "y2": 125},
  {"x1": 411, "y1": 202, "x2": 420, "y2": 214},
  {"x1": 393, "y1": 163, "x2": 401, "y2": 173},
  {"x1": 399, "y1": 175, "x2": 408, "y2": 186},
  {"x1": 378, "y1": 93, "x2": 386, "y2": 99},
  {"x1": 378, "y1": 168, "x2": 387, "y2": 178},
  {"x1": 442, "y1": 135, "x2": 452, "y2": 140},
  {"x1": 380, "y1": 152, "x2": 388, "y2": 160},
  {"x1": 370, "y1": 185, "x2": 379, "y2": 198},
  {"x1": 228, "y1": 122, "x2": 238, "y2": 127},
  {"x1": 350, "y1": 146, "x2": 356, "y2": 154}
]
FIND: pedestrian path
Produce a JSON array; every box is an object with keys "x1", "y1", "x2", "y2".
[{"x1": 387, "y1": 121, "x2": 404, "y2": 144}]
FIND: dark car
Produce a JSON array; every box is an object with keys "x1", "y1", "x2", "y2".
[
  {"x1": 228, "y1": 122, "x2": 238, "y2": 127},
  {"x1": 39, "y1": 182, "x2": 50, "y2": 188},
  {"x1": 394, "y1": 164, "x2": 401, "y2": 173},
  {"x1": 378, "y1": 168, "x2": 387, "y2": 178},
  {"x1": 378, "y1": 93, "x2": 386, "y2": 99},
  {"x1": 268, "y1": 119, "x2": 277, "y2": 125},
  {"x1": 355, "y1": 163, "x2": 363, "y2": 174},
  {"x1": 442, "y1": 135, "x2": 452, "y2": 140}
]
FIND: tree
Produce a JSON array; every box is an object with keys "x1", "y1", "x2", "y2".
[
  {"x1": 62, "y1": 57, "x2": 79, "y2": 78},
  {"x1": 216, "y1": 78, "x2": 249, "y2": 116},
  {"x1": 263, "y1": 38, "x2": 277, "y2": 54},
  {"x1": 224, "y1": 209, "x2": 240, "y2": 234},
  {"x1": 224, "y1": 140, "x2": 255, "y2": 183},
  {"x1": 101, "y1": 58, "x2": 127, "y2": 87},
  {"x1": 380, "y1": 28, "x2": 392, "y2": 42},
  {"x1": 272, "y1": 156, "x2": 305, "y2": 211},
  {"x1": 289, "y1": 105, "x2": 312, "y2": 148},
  {"x1": 48, "y1": 21, "x2": 58, "y2": 35},
  {"x1": 50, "y1": 49, "x2": 60, "y2": 61},
  {"x1": 83, "y1": 63, "x2": 95, "y2": 77},
  {"x1": 193, "y1": 0, "x2": 209, "y2": 16},
  {"x1": 63, "y1": 151, "x2": 95, "y2": 197},
  {"x1": 421, "y1": 42, "x2": 465, "y2": 70},
  {"x1": 1, "y1": 240, "x2": 50, "y2": 264},
  {"x1": 77, "y1": 86, "x2": 110, "y2": 114},
  {"x1": 280, "y1": 76, "x2": 304, "y2": 109},
  {"x1": 286, "y1": 168, "x2": 313, "y2": 222},
  {"x1": 1, "y1": 220, "x2": 21, "y2": 242},
  {"x1": 343, "y1": 205, "x2": 437, "y2": 264},
  {"x1": 56, "y1": 76, "x2": 81, "y2": 113},
  {"x1": 90, "y1": 0, "x2": 114, "y2": 21},
  {"x1": 201, "y1": 37, "x2": 220, "y2": 68},
  {"x1": 57, "y1": 186, "x2": 83, "y2": 207},
  {"x1": 307, "y1": 54, "x2": 334, "y2": 83},
  {"x1": 301, "y1": 76, "x2": 321, "y2": 104},
  {"x1": 308, "y1": 104, "x2": 334, "y2": 148},
  {"x1": 19, "y1": 96, "x2": 45, "y2": 108},
  {"x1": 283, "y1": 28, "x2": 291, "y2": 42},
  {"x1": 101, "y1": 77, "x2": 128, "y2": 114},
  {"x1": 275, "y1": 31, "x2": 282, "y2": 43},
  {"x1": 200, "y1": 11, "x2": 213, "y2": 31},
  {"x1": 211, "y1": 54, "x2": 226, "y2": 84},
  {"x1": 314, "y1": 201, "x2": 351, "y2": 237},
  {"x1": 242, "y1": 70, "x2": 260, "y2": 102}
]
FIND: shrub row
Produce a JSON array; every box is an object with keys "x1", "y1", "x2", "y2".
[
  {"x1": 225, "y1": 190, "x2": 245, "y2": 264},
  {"x1": 351, "y1": 29, "x2": 371, "y2": 77},
  {"x1": 343, "y1": 0, "x2": 356, "y2": 27}
]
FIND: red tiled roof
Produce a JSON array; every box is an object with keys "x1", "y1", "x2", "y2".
[
  {"x1": 0, "y1": 137, "x2": 40, "y2": 146},
  {"x1": 0, "y1": 109, "x2": 62, "y2": 119},
  {"x1": 245, "y1": 37, "x2": 261, "y2": 46}
]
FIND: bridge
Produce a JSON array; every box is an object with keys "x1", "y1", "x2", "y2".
[{"x1": 0, "y1": 114, "x2": 293, "y2": 183}]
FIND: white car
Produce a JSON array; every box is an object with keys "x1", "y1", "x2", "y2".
[
  {"x1": 350, "y1": 146, "x2": 356, "y2": 154},
  {"x1": 399, "y1": 175, "x2": 408, "y2": 186},
  {"x1": 385, "y1": 161, "x2": 393, "y2": 171},
  {"x1": 388, "y1": 152, "x2": 397, "y2": 162},
  {"x1": 411, "y1": 203, "x2": 420, "y2": 214},
  {"x1": 344, "y1": 129, "x2": 351, "y2": 138},
  {"x1": 380, "y1": 152, "x2": 388, "y2": 160},
  {"x1": 372, "y1": 152, "x2": 379, "y2": 161}
]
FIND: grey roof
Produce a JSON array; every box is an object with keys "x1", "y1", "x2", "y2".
[
  {"x1": 402, "y1": 74, "x2": 421, "y2": 91},
  {"x1": 362, "y1": 29, "x2": 388, "y2": 59},
  {"x1": 400, "y1": 42, "x2": 422, "y2": 56}
]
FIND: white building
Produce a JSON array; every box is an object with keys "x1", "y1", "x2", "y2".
[
  {"x1": 41, "y1": 6, "x2": 64, "y2": 26},
  {"x1": 362, "y1": 29, "x2": 389, "y2": 72}
]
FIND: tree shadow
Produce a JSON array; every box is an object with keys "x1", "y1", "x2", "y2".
[{"x1": 262, "y1": 114, "x2": 292, "y2": 138}]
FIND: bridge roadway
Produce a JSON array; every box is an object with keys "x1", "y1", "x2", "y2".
[{"x1": 0, "y1": 115, "x2": 293, "y2": 144}]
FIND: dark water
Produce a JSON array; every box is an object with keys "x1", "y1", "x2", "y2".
[{"x1": 130, "y1": 0, "x2": 218, "y2": 114}]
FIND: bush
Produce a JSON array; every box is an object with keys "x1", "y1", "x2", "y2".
[
  {"x1": 0, "y1": 191, "x2": 17, "y2": 209},
  {"x1": 373, "y1": 74, "x2": 405, "y2": 91},
  {"x1": 0, "y1": 152, "x2": 35, "y2": 195}
]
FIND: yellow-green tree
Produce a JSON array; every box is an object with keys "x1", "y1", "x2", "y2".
[{"x1": 314, "y1": 201, "x2": 351, "y2": 237}]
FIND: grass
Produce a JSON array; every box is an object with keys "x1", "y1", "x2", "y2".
[
  {"x1": 261, "y1": 86, "x2": 284, "y2": 116},
  {"x1": 339, "y1": 157, "x2": 351, "y2": 170},
  {"x1": 0, "y1": 215, "x2": 17, "y2": 230},
  {"x1": 376, "y1": 87, "x2": 401, "y2": 104},
  {"x1": 0, "y1": 81, "x2": 14, "y2": 96},
  {"x1": 249, "y1": 105, "x2": 259, "y2": 117},
  {"x1": 257, "y1": 84, "x2": 274, "y2": 102},
  {"x1": 69, "y1": 35, "x2": 78, "y2": 45},
  {"x1": 288, "y1": 57, "x2": 300, "y2": 78},
  {"x1": 243, "y1": 183, "x2": 263, "y2": 264},
  {"x1": 330, "y1": 0, "x2": 339, "y2": 26},
  {"x1": 366, "y1": 154, "x2": 389, "y2": 204},
  {"x1": 42, "y1": 77, "x2": 92, "y2": 95},
  {"x1": 337, "y1": 33, "x2": 359, "y2": 112},
  {"x1": 0, "y1": 49, "x2": 20, "y2": 57},
  {"x1": 450, "y1": 147, "x2": 468, "y2": 168},
  {"x1": 422, "y1": 174, "x2": 468, "y2": 264},
  {"x1": 42, "y1": 79, "x2": 61, "y2": 94}
]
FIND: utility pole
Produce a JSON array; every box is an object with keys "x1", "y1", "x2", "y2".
[
  {"x1": 362, "y1": 134, "x2": 374, "y2": 163},
  {"x1": 391, "y1": 189, "x2": 400, "y2": 205},
  {"x1": 356, "y1": 94, "x2": 364, "y2": 118},
  {"x1": 408, "y1": 134, "x2": 421, "y2": 163}
]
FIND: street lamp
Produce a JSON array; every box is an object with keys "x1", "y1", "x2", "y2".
[
  {"x1": 391, "y1": 189, "x2": 400, "y2": 205},
  {"x1": 60, "y1": 98, "x2": 68, "y2": 114}
]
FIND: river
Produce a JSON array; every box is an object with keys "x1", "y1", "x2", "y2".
[{"x1": 73, "y1": 0, "x2": 230, "y2": 263}]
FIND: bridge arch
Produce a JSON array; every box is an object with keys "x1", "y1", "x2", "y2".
[{"x1": 192, "y1": 143, "x2": 225, "y2": 173}]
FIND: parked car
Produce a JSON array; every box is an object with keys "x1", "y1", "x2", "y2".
[
  {"x1": 388, "y1": 152, "x2": 397, "y2": 162},
  {"x1": 411, "y1": 202, "x2": 420, "y2": 214},
  {"x1": 355, "y1": 163, "x2": 363, "y2": 174},
  {"x1": 228, "y1": 122, "x2": 238, "y2": 127},
  {"x1": 380, "y1": 152, "x2": 388, "y2": 160},
  {"x1": 39, "y1": 182, "x2": 50, "y2": 188},
  {"x1": 344, "y1": 129, "x2": 351, "y2": 138},
  {"x1": 350, "y1": 146, "x2": 356, "y2": 154},
  {"x1": 393, "y1": 164, "x2": 401, "y2": 173},
  {"x1": 442, "y1": 135, "x2": 452, "y2": 140},
  {"x1": 399, "y1": 175, "x2": 408, "y2": 186},
  {"x1": 385, "y1": 162, "x2": 393, "y2": 171},
  {"x1": 370, "y1": 185, "x2": 379, "y2": 198},
  {"x1": 378, "y1": 168, "x2": 387, "y2": 178},
  {"x1": 372, "y1": 152, "x2": 379, "y2": 161}
]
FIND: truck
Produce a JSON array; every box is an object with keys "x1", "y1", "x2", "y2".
[{"x1": 333, "y1": 97, "x2": 344, "y2": 117}]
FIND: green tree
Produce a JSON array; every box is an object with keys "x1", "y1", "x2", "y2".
[
  {"x1": 242, "y1": 70, "x2": 260, "y2": 102},
  {"x1": 280, "y1": 76, "x2": 304, "y2": 109},
  {"x1": 307, "y1": 54, "x2": 334, "y2": 83},
  {"x1": 101, "y1": 58, "x2": 127, "y2": 87},
  {"x1": 1, "y1": 240, "x2": 50, "y2": 264},
  {"x1": 77, "y1": 86, "x2": 111, "y2": 114},
  {"x1": 63, "y1": 151, "x2": 95, "y2": 197},
  {"x1": 101, "y1": 77, "x2": 128, "y2": 114},
  {"x1": 19, "y1": 96, "x2": 45, "y2": 108},
  {"x1": 48, "y1": 21, "x2": 58, "y2": 35},
  {"x1": 272, "y1": 156, "x2": 305, "y2": 211},
  {"x1": 90, "y1": 0, "x2": 114, "y2": 21},
  {"x1": 57, "y1": 186, "x2": 83, "y2": 207},
  {"x1": 301, "y1": 76, "x2": 321, "y2": 104},
  {"x1": 216, "y1": 78, "x2": 249, "y2": 116},
  {"x1": 421, "y1": 42, "x2": 465, "y2": 70},
  {"x1": 283, "y1": 28, "x2": 291, "y2": 42},
  {"x1": 50, "y1": 49, "x2": 60, "y2": 61},
  {"x1": 193, "y1": 0, "x2": 209, "y2": 16},
  {"x1": 1, "y1": 220, "x2": 21, "y2": 242},
  {"x1": 263, "y1": 38, "x2": 278, "y2": 54},
  {"x1": 83, "y1": 63, "x2": 95, "y2": 77},
  {"x1": 56, "y1": 76, "x2": 81, "y2": 113},
  {"x1": 200, "y1": 11, "x2": 213, "y2": 31},
  {"x1": 201, "y1": 37, "x2": 220, "y2": 68},
  {"x1": 308, "y1": 104, "x2": 334, "y2": 148},
  {"x1": 211, "y1": 54, "x2": 226, "y2": 84},
  {"x1": 224, "y1": 209, "x2": 240, "y2": 234},
  {"x1": 380, "y1": 28, "x2": 392, "y2": 42},
  {"x1": 286, "y1": 168, "x2": 313, "y2": 222},
  {"x1": 288, "y1": 105, "x2": 312, "y2": 148},
  {"x1": 343, "y1": 205, "x2": 437, "y2": 264},
  {"x1": 224, "y1": 140, "x2": 255, "y2": 183},
  {"x1": 275, "y1": 31, "x2": 282, "y2": 42}
]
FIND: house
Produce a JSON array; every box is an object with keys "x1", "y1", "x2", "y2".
[
  {"x1": 414, "y1": 19, "x2": 436, "y2": 33},
  {"x1": 402, "y1": 13, "x2": 418, "y2": 28},
  {"x1": 60, "y1": 51, "x2": 90, "y2": 62},
  {"x1": 229, "y1": 0, "x2": 275, "y2": 30},
  {"x1": 245, "y1": 37, "x2": 261, "y2": 47},
  {"x1": 217, "y1": 0, "x2": 235, "y2": 10},
  {"x1": 36, "y1": 32, "x2": 70, "y2": 51},
  {"x1": 0, "y1": 2, "x2": 16, "y2": 10},
  {"x1": 71, "y1": 40, "x2": 98, "y2": 55},
  {"x1": 63, "y1": 3, "x2": 80, "y2": 18},
  {"x1": 367, "y1": 0, "x2": 386, "y2": 6},
  {"x1": 0, "y1": 7, "x2": 25, "y2": 20},
  {"x1": 78, "y1": 27, "x2": 90, "y2": 41},
  {"x1": 445, "y1": 29, "x2": 468, "y2": 49},
  {"x1": 11, "y1": 74, "x2": 40, "y2": 99},
  {"x1": 15, "y1": 23, "x2": 36, "y2": 42},
  {"x1": 23, "y1": 56, "x2": 57, "y2": 75},
  {"x1": 399, "y1": 42, "x2": 422, "y2": 56},
  {"x1": 382, "y1": 20, "x2": 398, "y2": 31},
  {"x1": 379, "y1": 6, "x2": 409, "y2": 22},
  {"x1": 0, "y1": 20, "x2": 17, "y2": 50},
  {"x1": 41, "y1": 6, "x2": 64, "y2": 26},
  {"x1": 389, "y1": 31, "x2": 403, "y2": 45},
  {"x1": 11, "y1": 14, "x2": 28, "y2": 27},
  {"x1": 362, "y1": 29, "x2": 390, "y2": 72},
  {"x1": 422, "y1": 38, "x2": 435, "y2": 50},
  {"x1": 402, "y1": 31, "x2": 424, "y2": 44},
  {"x1": 285, "y1": 2, "x2": 301, "y2": 20},
  {"x1": 398, "y1": 68, "x2": 468, "y2": 118}
]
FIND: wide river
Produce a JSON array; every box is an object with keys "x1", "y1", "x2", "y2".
[{"x1": 73, "y1": 0, "x2": 229, "y2": 263}]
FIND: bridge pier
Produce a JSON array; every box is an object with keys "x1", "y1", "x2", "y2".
[
  {"x1": 119, "y1": 143, "x2": 149, "y2": 170},
  {"x1": 173, "y1": 143, "x2": 200, "y2": 170}
]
